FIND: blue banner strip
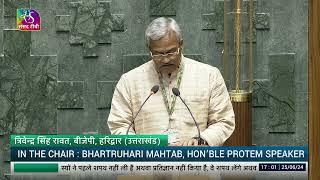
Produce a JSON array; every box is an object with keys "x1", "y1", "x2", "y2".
[{"x1": 11, "y1": 146, "x2": 308, "y2": 162}]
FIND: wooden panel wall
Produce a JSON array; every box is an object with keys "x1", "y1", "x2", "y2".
[{"x1": 308, "y1": 0, "x2": 320, "y2": 179}]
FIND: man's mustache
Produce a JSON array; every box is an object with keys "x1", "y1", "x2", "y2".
[{"x1": 160, "y1": 64, "x2": 174, "y2": 67}]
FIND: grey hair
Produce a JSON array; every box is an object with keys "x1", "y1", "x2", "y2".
[{"x1": 145, "y1": 17, "x2": 182, "y2": 47}]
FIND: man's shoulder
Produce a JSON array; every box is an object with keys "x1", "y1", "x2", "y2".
[
  {"x1": 184, "y1": 56, "x2": 220, "y2": 74},
  {"x1": 121, "y1": 60, "x2": 154, "y2": 80}
]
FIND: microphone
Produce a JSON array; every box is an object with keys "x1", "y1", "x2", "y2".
[
  {"x1": 125, "y1": 85, "x2": 159, "y2": 135},
  {"x1": 172, "y1": 88, "x2": 205, "y2": 145}
]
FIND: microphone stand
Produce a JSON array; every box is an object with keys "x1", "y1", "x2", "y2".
[{"x1": 172, "y1": 88, "x2": 205, "y2": 145}]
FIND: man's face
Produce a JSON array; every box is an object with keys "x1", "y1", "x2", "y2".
[{"x1": 149, "y1": 30, "x2": 182, "y2": 75}]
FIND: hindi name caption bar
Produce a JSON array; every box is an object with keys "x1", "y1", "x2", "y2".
[
  {"x1": 99, "y1": 136, "x2": 122, "y2": 145},
  {"x1": 125, "y1": 137, "x2": 159, "y2": 146},
  {"x1": 53, "y1": 137, "x2": 71, "y2": 145},
  {"x1": 37, "y1": 136, "x2": 51, "y2": 145},
  {"x1": 73, "y1": 136, "x2": 96, "y2": 145},
  {"x1": 14, "y1": 136, "x2": 35, "y2": 145}
]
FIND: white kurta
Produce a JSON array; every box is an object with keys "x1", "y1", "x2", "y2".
[{"x1": 107, "y1": 55, "x2": 235, "y2": 146}]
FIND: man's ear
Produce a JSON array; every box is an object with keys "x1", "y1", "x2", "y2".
[
  {"x1": 180, "y1": 39, "x2": 184, "y2": 46},
  {"x1": 179, "y1": 39, "x2": 184, "y2": 50}
]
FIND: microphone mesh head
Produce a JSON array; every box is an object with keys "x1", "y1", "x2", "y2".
[
  {"x1": 172, "y1": 88, "x2": 180, "y2": 96},
  {"x1": 151, "y1": 85, "x2": 159, "y2": 93}
]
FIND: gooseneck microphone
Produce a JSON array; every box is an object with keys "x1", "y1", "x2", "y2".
[
  {"x1": 125, "y1": 85, "x2": 160, "y2": 135},
  {"x1": 172, "y1": 87, "x2": 204, "y2": 145}
]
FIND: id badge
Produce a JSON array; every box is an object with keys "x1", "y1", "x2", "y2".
[{"x1": 162, "y1": 128, "x2": 180, "y2": 145}]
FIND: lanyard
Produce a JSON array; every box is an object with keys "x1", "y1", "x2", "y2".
[{"x1": 156, "y1": 61, "x2": 184, "y2": 116}]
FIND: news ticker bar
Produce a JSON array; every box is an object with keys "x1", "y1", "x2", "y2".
[
  {"x1": 11, "y1": 162, "x2": 308, "y2": 176},
  {"x1": 11, "y1": 146, "x2": 308, "y2": 162},
  {"x1": 10, "y1": 135, "x2": 168, "y2": 147}
]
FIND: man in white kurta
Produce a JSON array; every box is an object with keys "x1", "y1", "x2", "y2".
[
  {"x1": 107, "y1": 17, "x2": 235, "y2": 146},
  {"x1": 107, "y1": 55, "x2": 235, "y2": 146}
]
